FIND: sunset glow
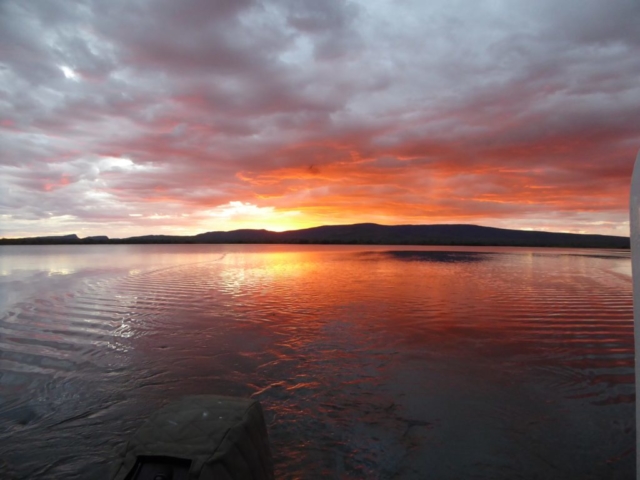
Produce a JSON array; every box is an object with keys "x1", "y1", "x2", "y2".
[{"x1": 1, "y1": 0, "x2": 639, "y2": 238}]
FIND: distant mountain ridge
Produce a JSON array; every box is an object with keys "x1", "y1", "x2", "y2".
[{"x1": 0, "y1": 223, "x2": 630, "y2": 248}]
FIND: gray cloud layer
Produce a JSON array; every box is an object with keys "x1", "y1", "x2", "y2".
[{"x1": 1, "y1": 0, "x2": 639, "y2": 236}]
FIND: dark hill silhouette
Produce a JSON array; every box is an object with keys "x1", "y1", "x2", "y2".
[
  {"x1": 193, "y1": 223, "x2": 628, "y2": 248},
  {"x1": 1, "y1": 223, "x2": 629, "y2": 248}
]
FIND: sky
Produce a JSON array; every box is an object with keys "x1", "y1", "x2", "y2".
[{"x1": 1, "y1": 0, "x2": 639, "y2": 239}]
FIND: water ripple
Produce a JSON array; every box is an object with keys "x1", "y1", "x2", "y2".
[{"x1": 0, "y1": 245, "x2": 633, "y2": 479}]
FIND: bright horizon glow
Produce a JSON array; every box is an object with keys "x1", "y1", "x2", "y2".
[{"x1": 1, "y1": 209, "x2": 629, "y2": 239}]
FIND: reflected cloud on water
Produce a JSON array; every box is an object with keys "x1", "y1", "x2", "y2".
[{"x1": 376, "y1": 250, "x2": 494, "y2": 263}]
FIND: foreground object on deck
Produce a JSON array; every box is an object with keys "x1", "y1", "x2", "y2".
[{"x1": 111, "y1": 395, "x2": 274, "y2": 480}]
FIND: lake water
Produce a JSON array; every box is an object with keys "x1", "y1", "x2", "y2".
[{"x1": 0, "y1": 244, "x2": 634, "y2": 479}]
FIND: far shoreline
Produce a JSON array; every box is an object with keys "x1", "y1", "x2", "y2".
[{"x1": 0, "y1": 223, "x2": 630, "y2": 249}]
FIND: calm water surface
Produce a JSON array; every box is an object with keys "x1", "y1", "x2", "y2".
[{"x1": 0, "y1": 245, "x2": 634, "y2": 479}]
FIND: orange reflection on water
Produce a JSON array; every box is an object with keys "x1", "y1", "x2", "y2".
[{"x1": 0, "y1": 245, "x2": 633, "y2": 478}]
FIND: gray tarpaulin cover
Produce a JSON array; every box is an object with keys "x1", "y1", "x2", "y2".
[{"x1": 110, "y1": 395, "x2": 274, "y2": 480}]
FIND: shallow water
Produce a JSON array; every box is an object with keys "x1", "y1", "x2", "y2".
[{"x1": 0, "y1": 244, "x2": 634, "y2": 479}]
